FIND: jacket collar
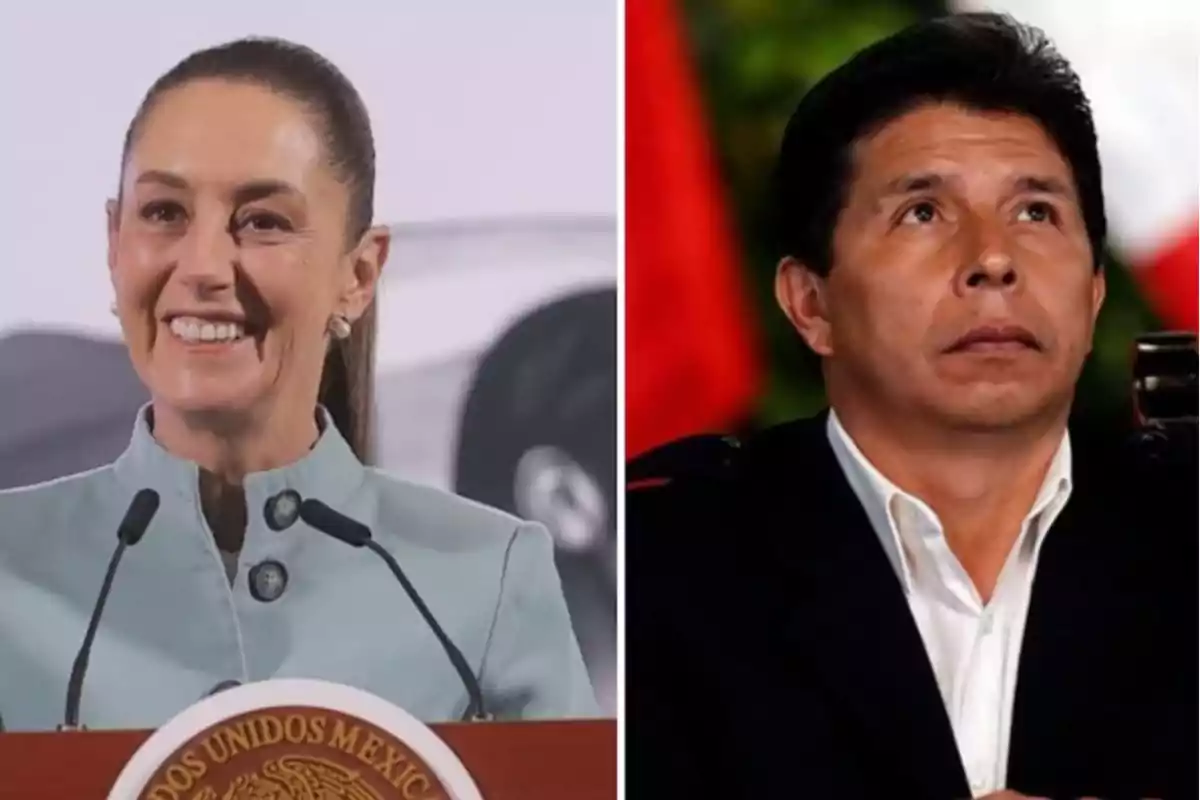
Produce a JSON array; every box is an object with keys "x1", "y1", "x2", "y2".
[{"x1": 112, "y1": 403, "x2": 365, "y2": 519}]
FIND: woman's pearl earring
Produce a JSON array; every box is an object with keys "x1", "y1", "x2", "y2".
[
  {"x1": 327, "y1": 313, "x2": 352, "y2": 340},
  {"x1": 109, "y1": 302, "x2": 119, "y2": 317}
]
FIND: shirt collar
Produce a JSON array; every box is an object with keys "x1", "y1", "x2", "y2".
[
  {"x1": 113, "y1": 403, "x2": 366, "y2": 515},
  {"x1": 826, "y1": 408, "x2": 1073, "y2": 592}
]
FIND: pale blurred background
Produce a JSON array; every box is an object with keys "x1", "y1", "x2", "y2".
[{"x1": 0, "y1": 1, "x2": 616, "y2": 714}]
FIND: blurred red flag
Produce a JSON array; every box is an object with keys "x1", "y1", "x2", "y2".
[
  {"x1": 626, "y1": 0, "x2": 762, "y2": 460},
  {"x1": 1136, "y1": 223, "x2": 1198, "y2": 332}
]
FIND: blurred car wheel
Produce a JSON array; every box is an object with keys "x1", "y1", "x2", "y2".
[{"x1": 513, "y1": 444, "x2": 608, "y2": 553}]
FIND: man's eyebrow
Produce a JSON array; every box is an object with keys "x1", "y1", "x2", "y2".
[
  {"x1": 867, "y1": 173, "x2": 951, "y2": 213},
  {"x1": 1012, "y1": 175, "x2": 1075, "y2": 198},
  {"x1": 868, "y1": 172, "x2": 1077, "y2": 210},
  {"x1": 877, "y1": 173, "x2": 947, "y2": 198}
]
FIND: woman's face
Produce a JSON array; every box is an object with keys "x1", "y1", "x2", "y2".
[{"x1": 108, "y1": 78, "x2": 386, "y2": 425}]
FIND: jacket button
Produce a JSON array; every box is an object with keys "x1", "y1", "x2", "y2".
[
  {"x1": 248, "y1": 559, "x2": 288, "y2": 602},
  {"x1": 264, "y1": 489, "x2": 301, "y2": 531}
]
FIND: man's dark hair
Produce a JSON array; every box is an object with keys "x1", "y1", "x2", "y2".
[
  {"x1": 773, "y1": 12, "x2": 1107, "y2": 276},
  {"x1": 118, "y1": 38, "x2": 379, "y2": 462}
]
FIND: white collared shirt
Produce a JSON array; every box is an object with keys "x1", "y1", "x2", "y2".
[{"x1": 826, "y1": 410, "x2": 1073, "y2": 798}]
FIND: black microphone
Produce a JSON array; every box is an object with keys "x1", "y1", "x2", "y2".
[
  {"x1": 61, "y1": 488, "x2": 160, "y2": 731},
  {"x1": 296, "y1": 498, "x2": 490, "y2": 721}
]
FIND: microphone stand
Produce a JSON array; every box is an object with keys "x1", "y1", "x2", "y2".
[
  {"x1": 296, "y1": 498, "x2": 492, "y2": 722},
  {"x1": 60, "y1": 489, "x2": 160, "y2": 731}
]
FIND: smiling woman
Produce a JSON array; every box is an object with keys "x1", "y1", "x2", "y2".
[
  {"x1": 0, "y1": 37, "x2": 597, "y2": 733},
  {"x1": 110, "y1": 44, "x2": 381, "y2": 469}
]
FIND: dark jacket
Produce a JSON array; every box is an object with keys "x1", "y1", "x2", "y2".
[{"x1": 626, "y1": 412, "x2": 1196, "y2": 799}]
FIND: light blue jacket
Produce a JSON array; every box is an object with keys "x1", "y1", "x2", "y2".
[{"x1": 0, "y1": 407, "x2": 598, "y2": 731}]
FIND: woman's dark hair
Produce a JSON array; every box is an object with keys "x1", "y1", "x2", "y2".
[
  {"x1": 119, "y1": 37, "x2": 378, "y2": 462},
  {"x1": 773, "y1": 12, "x2": 1108, "y2": 276}
]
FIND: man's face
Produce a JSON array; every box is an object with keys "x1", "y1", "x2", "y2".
[{"x1": 779, "y1": 102, "x2": 1105, "y2": 431}]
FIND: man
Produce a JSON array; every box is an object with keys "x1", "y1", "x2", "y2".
[{"x1": 626, "y1": 13, "x2": 1195, "y2": 800}]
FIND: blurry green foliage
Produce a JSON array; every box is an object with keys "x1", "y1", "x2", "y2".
[{"x1": 681, "y1": 0, "x2": 1162, "y2": 432}]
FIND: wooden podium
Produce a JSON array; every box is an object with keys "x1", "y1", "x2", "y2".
[{"x1": 0, "y1": 720, "x2": 615, "y2": 799}]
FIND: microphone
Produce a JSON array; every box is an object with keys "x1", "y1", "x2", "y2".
[
  {"x1": 61, "y1": 488, "x2": 160, "y2": 731},
  {"x1": 296, "y1": 498, "x2": 490, "y2": 721}
]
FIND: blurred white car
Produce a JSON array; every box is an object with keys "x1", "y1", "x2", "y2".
[{"x1": 375, "y1": 216, "x2": 616, "y2": 713}]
